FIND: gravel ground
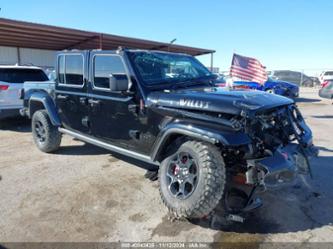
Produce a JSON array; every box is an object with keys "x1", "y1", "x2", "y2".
[{"x1": 0, "y1": 88, "x2": 333, "y2": 245}]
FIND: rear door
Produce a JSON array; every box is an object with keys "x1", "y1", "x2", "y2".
[{"x1": 55, "y1": 52, "x2": 90, "y2": 133}]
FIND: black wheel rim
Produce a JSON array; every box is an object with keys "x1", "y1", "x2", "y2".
[
  {"x1": 166, "y1": 152, "x2": 199, "y2": 200},
  {"x1": 34, "y1": 121, "x2": 46, "y2": 143}
]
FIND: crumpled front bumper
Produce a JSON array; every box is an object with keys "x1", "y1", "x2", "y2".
[
  {"x1": 253, "y1": 143, "x2": 317, "y2": 188},
  {"x1": 247, "y1": 104, "x2": 317, "y2": 189}
]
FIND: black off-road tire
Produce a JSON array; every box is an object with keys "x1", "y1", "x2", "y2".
[
  {"x1": 32, "y1": 110, "x2": 61, "y2": 153},
  {"x1": 159, "y1": 140, "x2": 226, "y2": 219}
]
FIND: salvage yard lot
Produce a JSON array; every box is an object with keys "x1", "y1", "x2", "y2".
[{"x1": 0, "y1": 88, "x2": 333, "y2": 243}]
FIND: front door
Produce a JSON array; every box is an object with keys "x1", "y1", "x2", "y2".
[
  {"x1": 87, "y1": 52, "x2": 148, "y2": 154},
  {"x1": 55, "y1": 53, "x2": 90, "y2": 133}
]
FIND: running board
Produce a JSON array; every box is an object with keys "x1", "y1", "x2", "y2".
[{"x1": 58, "y1": 128, "x2": 158, "y2": 165}]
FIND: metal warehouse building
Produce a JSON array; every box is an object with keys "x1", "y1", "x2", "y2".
[
  {"x1": 0, "y1": 18, "x2": 215, "y2": 70},
  {"x1": 0, "y1": 46, "x2": 55, "y2": 68}
]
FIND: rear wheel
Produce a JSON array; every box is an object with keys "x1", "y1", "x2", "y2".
[
  {"x1": 32, "y1": 110, "x2": 61, "y2": 153},
  {"x1": 159, "y1": 140, "x2": 226, "y2": 219}
]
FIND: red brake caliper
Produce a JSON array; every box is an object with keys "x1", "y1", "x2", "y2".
[{"x1": 173, "y1": 164, "x2": 180, "y2": 175}]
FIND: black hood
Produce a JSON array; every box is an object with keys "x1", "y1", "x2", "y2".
[{"x1": 147, "y1": 87, "x2": 294, "y2": 115}]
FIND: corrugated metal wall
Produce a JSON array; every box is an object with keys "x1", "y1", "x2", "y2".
[
  {"x1": 0, "y1": 46, "x2": 18, "y2": 65},
  {"x1": 20, "y1": 48, "x2": 56, "y2": 68},
  {"x1": 0, "y1": 46, "x2": 56, "y2": 68}
]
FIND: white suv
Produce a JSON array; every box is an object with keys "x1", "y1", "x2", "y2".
[
  {"x1": 320, "y1": 71, "x2": 333, "y2": 84},
  {"x1": 0, "y1": 65, "x2": 49, "y2": 119}
]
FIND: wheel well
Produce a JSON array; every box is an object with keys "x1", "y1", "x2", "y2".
[
  {"x1": 29, "y1": 101, "x2": 45, "y2": 118},
  {"x1": 155, "y1": 134, "x2": 186, "y2": 163},
  {"x1": 155, "y1": 133, "x2": 221, "y2": 163}
]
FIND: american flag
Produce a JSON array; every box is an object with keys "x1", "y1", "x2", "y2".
[{"x1": 230, "y1": 53, "x2": 268, "y2": 84}]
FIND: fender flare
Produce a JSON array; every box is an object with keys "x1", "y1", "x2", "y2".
[
  {"x1": 151, "y1": 122, "x2": 251, "y2": 162},
  {"x1": 28, "y1": 92, "x2": 61, "y2": 126}
]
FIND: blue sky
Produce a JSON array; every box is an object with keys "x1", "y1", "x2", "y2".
[{"x1": 1, "y1": 0, "x2": 333, "y2": 74}]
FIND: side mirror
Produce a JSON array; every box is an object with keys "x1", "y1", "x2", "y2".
[{"x1": 109, "y1": 74, "x2": 129, "y2": 92}]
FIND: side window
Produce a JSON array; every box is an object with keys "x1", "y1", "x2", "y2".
[
  {"x1": 58, "y1": 54, "x2": 84, "y2": 86},
  {"x1": 93, "y1": 55, "x2": 128, "y2": 90},
  {"x1": 58, "y1": 55, "x2": 65, "y2": 84},
  {"x1": 65, "y1": 55, "x2": 84, "y2": 85}
]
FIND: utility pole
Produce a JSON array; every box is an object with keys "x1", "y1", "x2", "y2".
[{"x1": 210, "y1": 53, "x2": 214, "y2": 72}]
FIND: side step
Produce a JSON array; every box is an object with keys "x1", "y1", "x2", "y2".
[{"x1": 58, "y1": 128, "x2": 159, "y2": 166}]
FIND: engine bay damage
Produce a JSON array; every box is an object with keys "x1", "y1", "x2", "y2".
[{"x1": 220, "y1": 103, "x2": 317, "y2": 221}]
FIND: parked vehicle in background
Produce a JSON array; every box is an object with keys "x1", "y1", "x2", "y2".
[
  {"x1": 319, "y1": 71, "x2": 333, "y2": 84},
  {"x1": 23, "y1": 49, "x2": 316, "y2": 222},
  {"x1": 310, "y1": 77, "x2": 321, "y2": 87},
  {"x1": 213, "y1": 73, "x2": 226, "y2": 82},
  {"x1": 264, "y1": 78, "x2": 299, "y2": 98},
  {"x1": 269, "y1": 70, "x2": 314, "y2": 87},
  {"x1": 45, "y1": 69, "x2": 56, "y2": 81},
  {"x1": 216, "y1": 77, "x2": 299, "y2": 99},
  {"x1": 0, "y1": 65, "x2": 49, "y2": 119},
  {"x1": 319, "y1": 80, "x2": 333, "y2": 100}
]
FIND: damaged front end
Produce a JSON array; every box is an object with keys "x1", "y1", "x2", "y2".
[
  {"x1": 244, "y1": 104, "x2": 317, "y2": 189},
  {"x1": 224, "y1": 104, "x2": 317, "y2": 220}
]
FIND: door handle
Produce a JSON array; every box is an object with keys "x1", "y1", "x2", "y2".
[
  {"x1": 88, "y1": 99, "x2": 101, "y2": 107},
  {"x1": 79, "y1": 97, "x2": 88, "y2": 105},
  {"x1": 128, "y1": 104, "x2": 138, "y2": 114},
  {"x1": 57, "y1": 94, "x2": 69, "y2": 100}
]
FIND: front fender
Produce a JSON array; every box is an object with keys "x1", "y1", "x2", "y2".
[
  {"x1": 151, "y1": 122, "x2": 251, "y2": 161},
  {"x1": 28, "y1": 92, "x2": 61, "y2": 126}
]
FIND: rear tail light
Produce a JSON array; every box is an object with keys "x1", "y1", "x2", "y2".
[
  {"x1": 321, "y1": 81, "x2": 330, "y2": 88},
  {"x1": 0, "y1": 85, "x2": 9, "y2": 91}
]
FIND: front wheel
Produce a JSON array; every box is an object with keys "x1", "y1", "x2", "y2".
[
  {"x1": 32, "y1": 110, "x2": 62, "y2": 153},
  {"x1": 159, "y1": 140, "x2": 226, "y2": 219}
]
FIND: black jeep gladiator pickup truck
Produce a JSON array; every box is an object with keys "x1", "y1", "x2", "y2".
[{"x1": 23, "y1": 48, "x2": 316, "y2": 221}]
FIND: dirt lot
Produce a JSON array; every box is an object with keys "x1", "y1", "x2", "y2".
[{"x1": 1, "y1": 88, "x2": 333, "y2": 244}]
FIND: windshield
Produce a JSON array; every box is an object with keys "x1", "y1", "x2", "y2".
[
  {"x1": 0, "y1": 69, "x2": 49, "y2": 83},
  {"x1": 128, "y1": 51, "x2": 213, "y2": 86}
]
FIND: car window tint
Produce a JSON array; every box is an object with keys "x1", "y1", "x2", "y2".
[
  {"x1": 65, "y1": 55, "x2": 83, "y2": 85},
  {"x1": 93, "y1": 55, "x2": 128, "y2": 89},
  {"x1": 0, "y1": 69, "x2": 48, "y2": 83}
]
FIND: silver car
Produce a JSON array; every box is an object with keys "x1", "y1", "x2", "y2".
[{"x1": 0, "y1": 65, "x2": 49, "y2": 119}]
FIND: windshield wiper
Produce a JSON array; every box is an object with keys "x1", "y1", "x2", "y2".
[
  {"x1": 148, "y1": 75, "x2": 216, "y2": 91},
  {"x1": 169, "y1": 80, "x2": 209, "y2": 91},
  {"x1": 175, "y1": 75, "x2": 216, "y2": 87}
]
